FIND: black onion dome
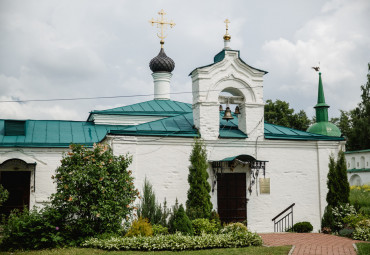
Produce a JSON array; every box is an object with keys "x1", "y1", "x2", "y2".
[{"x1": 149, "y1": 48, "x2": 175, "y2": 72}]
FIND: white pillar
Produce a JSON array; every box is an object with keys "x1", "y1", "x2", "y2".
[{"x1": 152, "y1": 72, "x2": 172, "y2": 100}]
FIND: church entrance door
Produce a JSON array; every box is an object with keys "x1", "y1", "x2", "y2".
[
  {"x1": 0, "y1": 171, "x2": 30, "y2": 216},
  {"x1": 217, "y1": 173, "x2": 246, "y2": 223}
]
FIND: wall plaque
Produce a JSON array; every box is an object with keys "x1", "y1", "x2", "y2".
[{"x1": 259, "y1": 178, "x2": 270, "y2": 194}]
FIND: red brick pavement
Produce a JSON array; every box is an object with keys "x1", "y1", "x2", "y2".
[{"x1": 259, "y1": 233, "x2": 365, "y2": 255}]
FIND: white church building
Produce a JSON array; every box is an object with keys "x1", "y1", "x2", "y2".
[{"x1": 0, "y1": 16, "x2": 345, "y2": 233}]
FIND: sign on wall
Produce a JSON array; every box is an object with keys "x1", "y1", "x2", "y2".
[{"x1": 259, "y1": 178, "x2": 270, "y2": 194}]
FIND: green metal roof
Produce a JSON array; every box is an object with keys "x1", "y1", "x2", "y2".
[
  {"x1": 0, "y1": 120, "x2": 130, "y2": 147},
  {"x1": 264, "y1": 122, "x2": 344, "y2": 141},
  {"x1": 345, "y1": 149, "x2": 370, "y2": 154},
  {"x1": 220, "y1": 154, "x2": 257, "y2": 162},
  {"x1": 347, "y1": 168, "x2": 370, "y2": 173},
  {"x1": 0, "y1": 102, "x2": 344, "y2": 148},
  {"x1": 189, "y1": 49, "x2": 268, "y2": 76},
  {"x1": 88, "y1": 100, "x2": 192, "y2": 120}
]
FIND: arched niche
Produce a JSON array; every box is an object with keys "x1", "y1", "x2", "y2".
[{"x1": 349, "y1": 174, "x2": 362, "y2": 186}]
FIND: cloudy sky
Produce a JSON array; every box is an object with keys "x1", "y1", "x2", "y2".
[{"x1": 0, "y1": 0, "x2": 369, "y2": 121}]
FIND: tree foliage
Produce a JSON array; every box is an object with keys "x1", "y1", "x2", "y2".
[
  {"x1": 0, "y1": 184, "x2": 9, "y2": 206},
  {"x1": 50, "y1": 143, "x2": 138, "y2": 237},
  {"x1": 186, "y1": 138, "x2": 212, "y2": 220},
  {"x1": 264, "y1": 99, "x2": 311, "y2": 131},
  {"x1": 337, "y1": 64, "x2": 370, "y2": 150}
]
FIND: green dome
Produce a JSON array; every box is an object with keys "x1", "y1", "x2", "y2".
[{"x1": 307, "y1": 122, "x2": 341, "y2": 137}]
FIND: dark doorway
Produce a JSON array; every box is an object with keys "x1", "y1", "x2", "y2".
[
  {"x1": 0, "y1": 171, "x2": 30, "y2": 216},
  {"x1": 217, "y1": 173, "x2": 246, "y2": 223}
]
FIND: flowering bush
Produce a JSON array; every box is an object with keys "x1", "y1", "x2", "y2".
[
  {"x1": 352, "y1": 219, "x2": 370, "y2": 241},
  {"x1": 82, "y1": 231, "x2": 262, "y2": 251},
  {"x1": 220, "y1": 222, "x2": 248, "y2": 234},
  {"x1": 331, "y1": 203, "x2": 357, "y2": 230},
  {"x1": 50, "y1": 144, "x2": 138, "y2": 238}
]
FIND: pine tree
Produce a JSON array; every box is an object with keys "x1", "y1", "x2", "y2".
[
  {"x1": 322, "y1": 150, "x2": 350, "y2": 230},
  {"x1": 326, "y1": 151, "x2": 350, "y2": 208},
  {"x1": 186, "y1": 138, "x2": 212, "y2": 220}
]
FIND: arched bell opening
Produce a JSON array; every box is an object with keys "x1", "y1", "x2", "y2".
[{"x1": 218, "y1": 88, "x2": 244, "y2": 122}]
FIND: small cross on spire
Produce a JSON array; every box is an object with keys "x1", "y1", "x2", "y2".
[
  {"x1": 149, "y1": 9, "x2": 176, "y2": 48},
  {"x1": 223, "y1": 18, "x2": 231, "y2": 41}
]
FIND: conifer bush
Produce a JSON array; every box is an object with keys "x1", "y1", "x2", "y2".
[
  {"x1": 186, "y1": 138, "x2": 212, "y2": 220},
  {"x1": 291, "y1": 221, "x2": 313, "y2": 233},
  {"x1": 169, "y1": 204, "x2": 193, "y2": 235}
]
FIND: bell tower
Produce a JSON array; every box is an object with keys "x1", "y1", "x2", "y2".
[{"x1": 190, "y1": 20, "x2": 267, "y2": 140}]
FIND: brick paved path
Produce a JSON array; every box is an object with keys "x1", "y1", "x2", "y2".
[{"x1": 259, "y1": 233, "x2": 365, "y2": 255}]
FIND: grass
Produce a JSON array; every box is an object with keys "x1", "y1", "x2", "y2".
[
  {"x1": 0, "y1": 246, "x2": 292, "y2": 255},
  {"x1": 349, "y1": 185, "x2": 370, "y2": 215},
  {"x1": 357, "y1": 243, "x2": 370, "y2": 255}
]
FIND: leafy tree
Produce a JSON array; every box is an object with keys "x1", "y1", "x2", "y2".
[
  {"x1": 50, "y1": 143, "x2": 137, "y2": 237},
  {"x1": 137, "y1": 177, "x2": 163, "y2": 225},
  {"x1": 264, "y1": 99, "x2": 311, "y2": 131},
  {"x1": 186, "y1": 138, "x2": 212, "y2": 220},
  {"x1": 345, "y1": 64, "x2": 370, "y2": 150}
]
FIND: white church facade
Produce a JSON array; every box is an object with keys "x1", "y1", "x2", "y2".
[{"x1": 0, "y1": 16, "x2": 345, "y2": 233}]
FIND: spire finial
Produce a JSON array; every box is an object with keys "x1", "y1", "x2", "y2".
[
  {"x1": 149, "y1": 9, "x2": 176, "y2": 48},
  {"x1": 223, "y1": 18, "x2": 231, "y2": 41}
]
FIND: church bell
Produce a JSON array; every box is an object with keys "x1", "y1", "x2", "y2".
[
  {"x1": 234, "y1": 106, "x2": 240, "y2": 115},
  {"x1": 222, "y1": 107, "x2": 234, "y2": 121},
  {"x1": 219, "y1": 105, "x2": 223, "y2": 111}
]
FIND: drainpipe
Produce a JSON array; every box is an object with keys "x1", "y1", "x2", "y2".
[{"x1": 316, "y1": 141, "x2": 323, "y2": 227}]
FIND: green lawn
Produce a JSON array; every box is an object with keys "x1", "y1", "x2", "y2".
[
  {"x1": 357, "y1": 243, "x2": 370, "y2": 255},
  {"x1": 0, "y1": 246, "x2": 292, "y2": 255}
]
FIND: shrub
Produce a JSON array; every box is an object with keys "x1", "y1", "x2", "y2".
[
  {"x1": 125, "y1": 217, "x2": 153, "y2": 237},
  {"x1": 191, "y1": 218, "x2": 219, "y2": 235},
  {"x1": 152, "y1": 224, "x2": 169, "y2": 236},
  {"x1": 83, "y1": 231, "x2": 263, "y2": 251},
  {"x1": 352, "y1": 219, "x2": 370, "y2": 241},
  {"x1": 332, "y1": 203, "x2": 357, "y2": 230},
  {"x1": 0, "y1": 184, "x2": 9, "y2": 206},
  {"x1": 137, "y1": 178, "x2": 162, "y2": 225},
  {"x1": 169, "y1": 204, "x2": 193, "y2": 235},
  {"x1": 292, "y1": 222, "x2": 313, "y2": 233},
  {"x1": 210, "y1": 210, "x2": 222, "y2": 230},
  {"x1": 338, "y1": 228, "x2": 354, "y2": 238},
  {"x1": 50, "y1": 143, "x2": 138, "y2": 238},
  {"x1": 0, "y1": 207, "x2": 66, "y2": 250},
  {"x1": 186, "y1": 138, "x2": 212, "y2": 220},
  {"x1": 220, "y1": 222, "x2": 248, "y2": 234},
  {"x1": 321, "y1": 205, "x2": 336, "y2": 231}
]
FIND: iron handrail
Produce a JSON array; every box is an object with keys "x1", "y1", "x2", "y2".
[
  {"x1": 271, "y1": 203, "x2": 295, "y2": 221},
  {"x1": 272, "y1": 203, "x2": 295, "y2": 232}
]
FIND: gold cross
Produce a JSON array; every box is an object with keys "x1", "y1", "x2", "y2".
[
  {"x1": 149, "y1": 9, "x2": 176, "y2": 48},
  {"x1": 224, "y1": 18, "x2": 231, "y2": 40}
]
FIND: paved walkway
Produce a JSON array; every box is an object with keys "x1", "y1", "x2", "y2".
[{"x1": 259, "y1": 233, "x2": 365, "y2": 255}]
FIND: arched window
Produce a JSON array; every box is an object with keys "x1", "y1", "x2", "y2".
[{"x1": 360, "y1": 156, "x2": 365, "y2": 169}]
